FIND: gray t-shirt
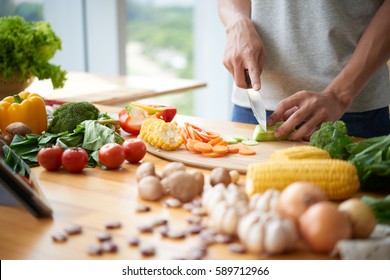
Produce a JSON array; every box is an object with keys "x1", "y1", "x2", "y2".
[{"x1": 232, "y1": 0, "x2": 390, "y2": 113}]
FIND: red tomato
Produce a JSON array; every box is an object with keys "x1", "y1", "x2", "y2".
[
  {"x1": 122, "y1": 139, "x2": 147, "y2": 163},
  {"x1": 37, "y1": 146, "x2": 64, "y2": 171},
  {"x1": 118, "y1": 105, "x2": 148, "y2": 135},
  {"x1": 98, "y1": 143, "x2": 125, "y2": 169},
  {"x1": 61, "y1": 147, "x2": 88, "y2": 173}
]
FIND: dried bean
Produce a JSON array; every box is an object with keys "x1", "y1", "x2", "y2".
[
  {"x1": 64, "y1": 224, "x2": 82, "y2": 235},
  {"x1": 86, "y1": 244, "x2": 103, "y2": 256},
  {"x1": 215, "y1": 234, "x2": 234, "y2": 244},
  {"x1": 51, "y1": 232, "x2": 68, "y2": 242},
  {"x1": 187, "y1": 224, "x2": 203, "y2": 234},
  {"x1": 158, "y1": 226, "x2": 169, "y2": 237},
  {"x1": 97, "y1": 231, "x2": 112, "y2": 242},
  {"x1": 105, "y1": 221, "x2": 122, "y2": 229},
  {"x1": 183, "y1": 202, "x2": 195, "y2": 211},
  {"x1": 186, "y1": 215, "x2": 203, "y2": 225},
  {"x1": 164, "y1": 198, "x2": 181, "y2": 208},
  {"x1": 152, "y1": 218, "x2": 168, "y2": 227},
  {"x1": 140, "y1": 243, "x2": 156, "y2": 257},
  {"x1": 101, "y1": 241, "x2": 118, "y2": 253},
  {"x1": 137, "y1": 224, "x2": 154, "y2": 233},
  {"x1": 167, "y1": 229, "x2": 187, "y2": 240},
  {"x1": 127, "y1": 236, "x2": 140, "y2": 247},
  {"x1": 135, "y1": 204, "x2": 151, "y2": 213},
  {"x1": 229, "y1": 243, "x2": 247, "y2": 254},
  {"x1": 191, "y1": 207, "x2": 207, "y2": 216}
]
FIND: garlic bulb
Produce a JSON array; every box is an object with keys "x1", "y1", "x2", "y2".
[
  {"x1": 249, "y1": 189, "x2": 280, "y2": 212},
  {"x1": 238, "y1": 210, "x2": 299, "y2": 255},
  {"x1": 202, "y1": 183, "x2": 249, "y2": 235}
]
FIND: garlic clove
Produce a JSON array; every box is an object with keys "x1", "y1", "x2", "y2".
[
  {"x1": 245, "y1": 222, "x2": 264, "y2": 254},
  {"x1": 222, "y1": 207, "x2": 239, "y2": 235}
]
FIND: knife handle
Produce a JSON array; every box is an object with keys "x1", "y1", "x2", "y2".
[{"x1": 244, "y1": 69, "x2": 252, "y2": 87}]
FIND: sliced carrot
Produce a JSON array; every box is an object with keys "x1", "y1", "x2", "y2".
[
  {"x1": 186, "y1": 139, "x2": 201, "y2": 153},
  {"x1": 227, "y1": 145, "x2": 240, "y2": 154},
  {"x1": 194, "y1": 129, "x2": 212, "y2": 142},
  {"x1": 181, "y1": 131, "x2": 188, "y2": 145},
  {"x1": 193, "y1": 142, "x2": 213, "y2": 153},
  {"x1": 238, "y1": 147, "x2": 256, "y2": 156},
  {"x1": 207, "y1": 136, "x2": 224, "y2": 146},
  {"x1": 212, "y1": 145, "x2": 228, "y2": 155},
  {"x1": 202, "y1": 152, "x2": 224, "y2": 158},
  {"x1": 215, "y1": 140, "x2": 228, "y2": 146}
]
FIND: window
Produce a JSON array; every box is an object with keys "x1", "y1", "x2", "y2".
[
  {"x1": 126, "y1": 0, "x2": 196, "y2": 115},
  {"x1": 1, "y1": 0, "x2": 233, "y2": 121},
  {"x1": 0, "y1": 0, "x2": 43, "y2": 20}
]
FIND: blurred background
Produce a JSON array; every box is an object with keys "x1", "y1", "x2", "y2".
[{"x1": 0, "y1": 0, "x2": 234, "y2": 121}]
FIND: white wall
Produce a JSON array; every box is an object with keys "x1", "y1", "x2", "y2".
[{"x1": 193, "y1": 1, "x2": 233, "y2": 121}]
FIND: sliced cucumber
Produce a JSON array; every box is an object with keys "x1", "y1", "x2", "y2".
[
  {"x1": 242, "y1": 139, "x2": 260, "y2": 146},
  {"x1": 252, "y1": 121, "x2": 288, "y2": 141},
  {"x1": 223, "y1": 136, "x2": 238, "y2": 144}
]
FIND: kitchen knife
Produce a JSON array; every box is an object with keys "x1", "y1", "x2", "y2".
[{"x1": 245, "y1": 70, "x2": 267, "y2": 131}]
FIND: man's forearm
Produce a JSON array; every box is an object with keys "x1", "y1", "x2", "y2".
[
  {"x1": 218, "y1": 0, "x2": 251, "y2": 30},
  {"x1": 325, "y1": 0, "x2": 390, "y2": 108}
]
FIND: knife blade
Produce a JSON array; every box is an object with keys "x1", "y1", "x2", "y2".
[{"x1": 244, "y1": 70, "x2": 267, "y2": 131}]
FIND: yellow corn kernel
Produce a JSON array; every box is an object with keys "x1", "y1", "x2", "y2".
[
  {"x1": 140, "y1": 118, "x2": 183, "y2": 151},
  {"x1": 270, "y1": 145, "x2": 331, "y2": 160},
  {"x1": 246, "y1": 159, "x2": 360, "y2": 200}
]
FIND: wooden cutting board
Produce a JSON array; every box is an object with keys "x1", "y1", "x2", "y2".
[{"x1": 146, "y1": 116, "x2": 307, "y2": 173}]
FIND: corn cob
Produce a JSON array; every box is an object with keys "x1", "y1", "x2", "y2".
[
  {"x1": 270, "y1": 145, "x2": 331, "y2": 160},
  {"x1": 140, "y1": 118, "x2": 183, "y2": 151},
  {"x1": 246, "y1": 159, "x2": 360, "y2": 200}
]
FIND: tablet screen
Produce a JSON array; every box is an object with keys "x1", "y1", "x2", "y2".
[{"x1": 0, "y1": 157, "x2": 52, "y2": 218}]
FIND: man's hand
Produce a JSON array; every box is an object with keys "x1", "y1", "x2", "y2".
[
  {"x1": 268, "y1": 90, "x2": 349, "y2": 141},
  {"x1": 218, "y1": 0, "x2": 265, "y2": 91},
  {"x1": 223, "y1": 18, "x2": 266, "y2": 91}
]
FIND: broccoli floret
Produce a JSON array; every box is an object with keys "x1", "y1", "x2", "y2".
[
  {"x1": 309, "y1": 120, "x2": 355, "y2": 159},
  {"x1": 47, "y1": 102, "x2": 100, "y2": 133}
]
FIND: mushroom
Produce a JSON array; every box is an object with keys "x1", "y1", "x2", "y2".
[
  {"x1": 136, "y1": 162, "x2": 157, "y2": 182},
  {"x1": 229, "y1": 170, "x2": 240, "y2": 184},
  {"x1": 161, "y1": 162, "x2": 186, "y2": 178},
  {"x1": 137, "y1": 176, "x2": 164, "y2": 201},
  {"x1": 165, "y1": 170, "x2": 198, "y2": 203},
  {"x1": 210, "y1": 167, "x2": 231, "y2": 187},
  {"x1": 5, "y1": 122, "x2": 31, "y2": 137},
  {"x1": 188, "y1": 169, "x2": 205, "y2": 195}
]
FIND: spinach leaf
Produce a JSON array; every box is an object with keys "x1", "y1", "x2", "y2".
[
  {"x1": 362, "y1": 195, "x2": 390, "y2": 224},
  {"x1": 347, "y1": 135, "x2": 390, "y2": 189},
  {"x1": 82, "y1": 120, "x2": 124, "y2": 151},
  {"x1": 2, "y1": 145, "x2": 31, "y2": 177}
]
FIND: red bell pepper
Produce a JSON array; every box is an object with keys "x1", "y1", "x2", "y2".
[
  {"x1": 130, "y1": 102, "x2": 177, "y2": 122},
  {"x1": 118, "y1": 104, "x2": 148, "y2": 135}
]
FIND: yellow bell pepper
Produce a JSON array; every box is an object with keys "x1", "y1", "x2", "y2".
[{"x1": 0, "y1": 91, "x2": 47, "y2": 135}]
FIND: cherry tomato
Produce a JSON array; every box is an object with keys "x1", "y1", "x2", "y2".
[
  {"x1": 61, "y1": 147, "x2": 88, "y2": 173},
  {"x1": 118, "y1": 105, "x2": 148, "y2": 135},
  {"x1": 37, "y1": 146, "x2": 64, "y2": 171},
  {"x1": 122, "y1": 139, "x2": 147, "y2": 163},
  {"x1": 98, "y1": 143, "x2": 125, "y2": 169}
]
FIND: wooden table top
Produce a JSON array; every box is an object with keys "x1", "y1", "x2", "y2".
[
  {"x1": 0, "y1": 105, "x2": 374, "y2": 260},
  {"x1": 26, "y1": 72, "x2": 207, "y2": 106}
]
